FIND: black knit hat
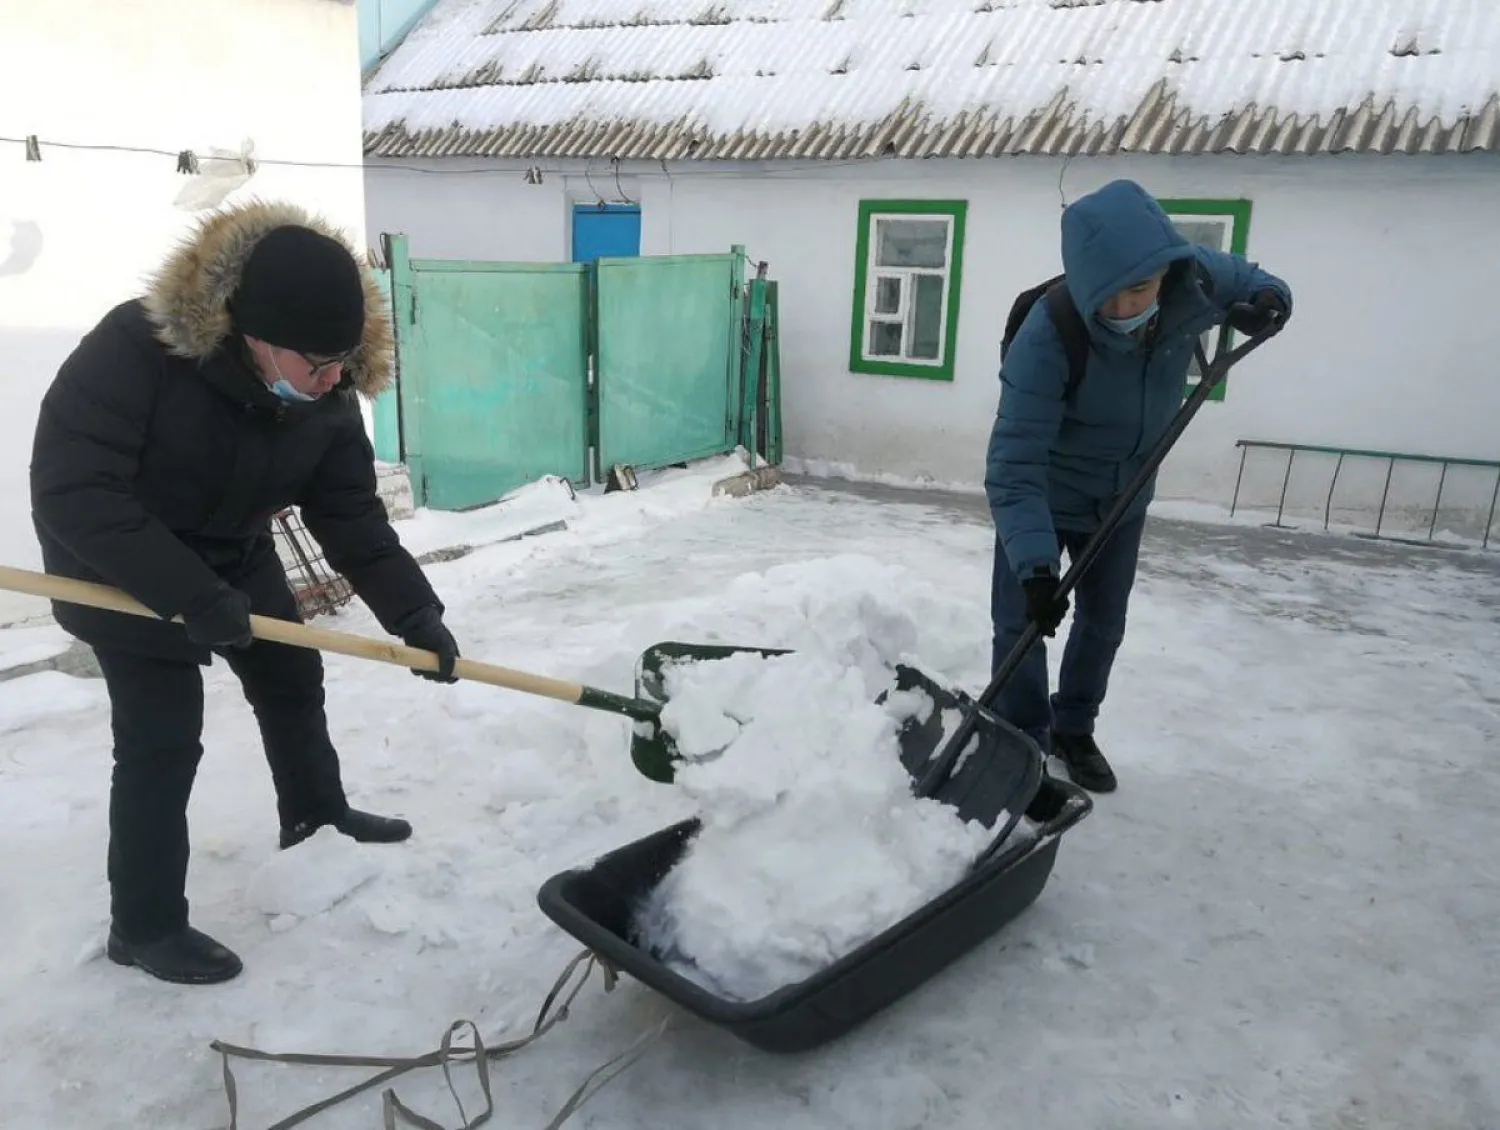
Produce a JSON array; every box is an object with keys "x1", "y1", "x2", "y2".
[{"x1": 230, "y1": 225, "x2": 365, "y2": 355}]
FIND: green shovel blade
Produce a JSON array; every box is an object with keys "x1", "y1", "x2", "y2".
[{"x1": 629, "y1": 641, "x2": 791, "y2": 783}]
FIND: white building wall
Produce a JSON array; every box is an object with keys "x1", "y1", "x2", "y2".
[
  {"x1": 0, "y1": 0, "x2": 370, "y2": 626},
  {"x1": 365, "y1": 152, "x2": 1500, "y2": 542},
  {"x1": 366, "y1": 160, "x2": 573, "y2": 262}
]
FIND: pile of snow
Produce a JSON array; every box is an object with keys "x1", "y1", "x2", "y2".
[
  {"x1": 245, "y1": 828, "x2": 386, "y2": 931},
  {"x1": 631, "y1": 590, "x2": 998, "y2": 1002},
  {"x1": 392, "y1": 474, "x2": 582, "y2": 560}
]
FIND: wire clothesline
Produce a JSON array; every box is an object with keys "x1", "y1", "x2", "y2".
[{"x1": 0, "y1": 132, "x2": 886, "y2": 179}]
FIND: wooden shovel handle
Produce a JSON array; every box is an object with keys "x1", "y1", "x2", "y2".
[{"x1": 0, "y1": 565, "x2": 587, "y2": 706}]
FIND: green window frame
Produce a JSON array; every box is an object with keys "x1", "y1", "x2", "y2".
[
  {"x1": 848, "y1": 199, "x2": 967, "y2": 381},
  {"x1": 1158, "y1": 197, "x2": 1253, "y2": 402}
]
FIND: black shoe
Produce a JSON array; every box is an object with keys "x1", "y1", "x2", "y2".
[
  {"x1": 1051, "y1": 731, "x2": 1118, "y2": 793},
  {"x1": 106, "y1": 925, "x2": 243, "y2": 985},
  {"x1": 279, "y1": 807, "x2": 413, "y2": 850}
]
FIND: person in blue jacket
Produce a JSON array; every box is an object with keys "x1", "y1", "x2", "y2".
[{"x1": 984, "y1": 179, "x2": 1291, "y2": 793}]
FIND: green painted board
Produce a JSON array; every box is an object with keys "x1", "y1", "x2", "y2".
[
  {"x1": 403, "y1": 264, "x2": 590, "y2": 510},
  {"x1": 369, "y1": 267, "x2": 402, "y2": 464}
]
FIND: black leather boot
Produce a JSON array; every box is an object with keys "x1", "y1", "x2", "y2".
[
  {"x1": 279, "y1": 807, "x2": 413, "y2": 850},
  {"x1": 107, "y1": 925, "x2": 243, "y2": 984},
  {"x1": 1051, "y1": 731, "x2": 1118, "y2": 793}
]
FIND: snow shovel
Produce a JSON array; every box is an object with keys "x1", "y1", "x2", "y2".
[
  {"x1": 0, "y1": 564, "x2": 734, "y2": 778},
  {"x1": 0, "y1": 565, "x2": 1045, "y2": 826},
  {"x1": 912, "y1": 306, "x2": 1287, "y2": 800}
]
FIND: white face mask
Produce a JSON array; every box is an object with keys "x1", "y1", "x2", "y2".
[{"x1": 266, "y1": 349, "x2": 315, "y2": 402}]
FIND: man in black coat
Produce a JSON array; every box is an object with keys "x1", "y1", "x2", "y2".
[{"x1": 29, "y1": 200, "x2": 461, "y2": 985}]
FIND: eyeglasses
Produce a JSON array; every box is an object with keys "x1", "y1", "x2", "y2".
[{"x1": 297, "y1": 349, "x2": 354, "y2": 377}]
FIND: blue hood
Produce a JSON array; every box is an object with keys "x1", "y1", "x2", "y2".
[{"x1": 1060, "y1": 179, "x2": 1196, "y2": 322}]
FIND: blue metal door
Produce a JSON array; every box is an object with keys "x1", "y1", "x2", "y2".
[{"x1": 571, "y1": 204, "x2": 641, "y2": 263}]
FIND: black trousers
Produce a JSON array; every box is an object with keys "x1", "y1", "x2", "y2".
[{"x1": 93, "y1": 583, "x2": 349, "y2": 943}]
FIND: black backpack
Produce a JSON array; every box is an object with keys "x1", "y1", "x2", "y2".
[
  {"x1": 1000, "y1": 274, "x2": 1090, "y2": 402},
  {"x1": 1002, "y1": 260, "x2": 1219, "y2": 400}
]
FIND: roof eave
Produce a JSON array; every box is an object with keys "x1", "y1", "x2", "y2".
[{"x1": 363, "y1": 93, "x2": 1500, "y2": 161}]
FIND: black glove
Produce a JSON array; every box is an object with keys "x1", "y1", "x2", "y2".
[
  {"x1": 1227, "y1": 289, "x2": 1289, "y2": 336},
  {"x1": 181, "y1": 584, "x2": 253, "y2": 650},
  {"x1": 1021, "y1": 568, "x2": 1069, "y2": 637},
  {"x1": 396, "y1": 606, "x2": 460, "y2": 683}
]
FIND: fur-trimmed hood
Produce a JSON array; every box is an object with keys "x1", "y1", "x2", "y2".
[{"x1": 140, "y1": 199, "x2": 394, "y2": 400}]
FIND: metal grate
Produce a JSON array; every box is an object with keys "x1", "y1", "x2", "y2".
[{"x1": 271, "y1": 508, "x2": 355, "y2": 619}]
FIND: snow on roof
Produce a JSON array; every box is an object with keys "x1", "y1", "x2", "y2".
[{"x1": 363, "y1": 0, "x2": 1500, "y2": 161}]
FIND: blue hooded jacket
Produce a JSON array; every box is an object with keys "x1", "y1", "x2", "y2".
[{"x1": 984, "y1": 179, "x2": 1292, "y2": 579}]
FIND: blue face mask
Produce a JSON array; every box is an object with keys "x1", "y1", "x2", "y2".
[
  {"x1": 264, "y1": 350, "x2": 317, "y2": 402},
  {"x1": 1101, "y1": 301, "x2": 1158, "y2": 335},
  {"x1": 270, "y1": 379, "x2": 315, "y2": 402}
]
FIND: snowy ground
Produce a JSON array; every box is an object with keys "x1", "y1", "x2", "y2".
[{"x1": 2, "y1": 460, "x2": 1498, "y2": 1130}]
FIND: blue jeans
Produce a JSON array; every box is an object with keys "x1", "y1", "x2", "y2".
[{"x1": 989, "y1": 514, "x2": 1147, "y2": 753}]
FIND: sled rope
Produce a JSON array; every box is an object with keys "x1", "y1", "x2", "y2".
[{"x1": 208, "y1": 948, "x2": 667, "y2": 1130}]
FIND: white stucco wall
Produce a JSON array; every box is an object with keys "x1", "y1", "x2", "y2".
[
  {"x1": 0, "y1": 0, "x2": 369, "y2": 626},
  {"x1": 367, "y1": 159, "x2": 575, "y2": 262},
  {"x1": 365, "y1": 151, "x2": 1500, "y2": 542}
]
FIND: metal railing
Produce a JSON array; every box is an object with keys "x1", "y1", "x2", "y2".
[{"x1": 1230, "y1": 439, "x2": 1500, "y2": 549}]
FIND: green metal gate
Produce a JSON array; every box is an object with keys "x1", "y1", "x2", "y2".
[
  {"x1": 372, "y1": 236, "x2": 778, "y2": 511},
  {"x1": 594, "y1": 252, "x2": 743, "y2": 473},
  {"x1": 386, "y1": 239, "x2": 590, "y2": 510}
]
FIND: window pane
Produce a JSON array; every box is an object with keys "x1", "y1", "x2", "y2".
[
  {"x1": 1170, "y1": 213, "x2": 1234, "y2": 376},
  {"x1": 868, "y1": 320, "x2": 903, "y2": 357},
  {"x1": 876, "y1": 218, "x2": 948, "y2": 269},
  {"x1": 1174, "y1": 218, "x2": 1229, "y2": 252},
  {"x1": 909, "y1": 274, "x2": 944, "y2": 360},
  {"x1": 873, "y1": 275, "x2": 901, "y2": 314}
]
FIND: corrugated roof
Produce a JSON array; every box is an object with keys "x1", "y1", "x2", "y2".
[{"x1": 363, "y1": 0, "x2": 1500, "y2": 160}]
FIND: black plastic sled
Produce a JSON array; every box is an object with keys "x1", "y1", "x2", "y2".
[{"x1": 535, "y1": 767, "x2": 1092, "y2": 1054}]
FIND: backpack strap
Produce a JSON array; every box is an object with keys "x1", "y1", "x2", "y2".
[{"x1": 1043, "y1": 282, "x2": 1090, "y2": 401}]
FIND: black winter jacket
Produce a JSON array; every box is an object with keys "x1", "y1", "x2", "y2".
[{"x1": 28, "y1": 200, "x2": 440, "y2": 664}]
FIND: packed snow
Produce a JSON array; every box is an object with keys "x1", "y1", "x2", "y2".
[
  {"x1": 0, "y1": 622, "x2": 73, "y2": 669},
  {"x1": 2, "y1": 456, "x2": 1499, "y2": 1129}
]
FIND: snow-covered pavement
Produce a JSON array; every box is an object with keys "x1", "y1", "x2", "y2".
[{"x1": 2, "y1": 460, "x2": 1497, "y2": 1130}]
